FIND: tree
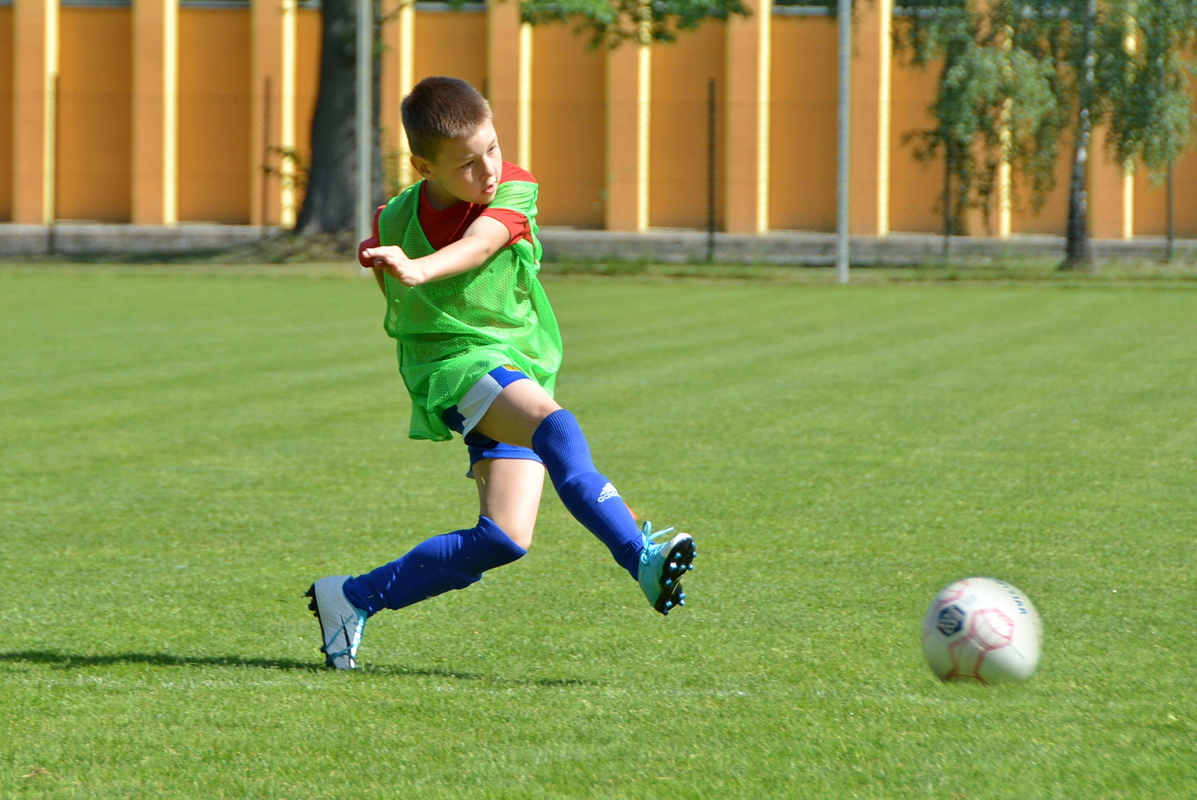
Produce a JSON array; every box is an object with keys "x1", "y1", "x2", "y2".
[
  {"x1": 294, "y1": 0, "x2": 385, "y2": 235},
  {"x1": 895, "y1": 0, "x2": 1197, "y2": 270},
  {"x1": 294, "y1": 0, "x2": 748, "y2": 234}
]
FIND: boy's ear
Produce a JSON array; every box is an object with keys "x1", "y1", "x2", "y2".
[{"x1": 410, "y1": 154, "x2": 434, "y2": 181}]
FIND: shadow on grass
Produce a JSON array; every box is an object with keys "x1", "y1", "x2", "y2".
[
  {"x1": 0, "y1": 650, "x2": 592, "y2": 687},
  {"x1": 0, "y1": 650, "x2": 323, "y2": 672}
]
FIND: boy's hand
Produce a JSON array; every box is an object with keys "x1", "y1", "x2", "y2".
[
  {"x1": 362, "y1": 245, "x2": 428, "y2": 287},
  {"x1": 363, "y1": 217, "x2": 510, "y2": 289}
]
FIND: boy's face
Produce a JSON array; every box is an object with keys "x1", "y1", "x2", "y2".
[{"x1": 412, "y1": 119, "x2": 503, "y2": 209}]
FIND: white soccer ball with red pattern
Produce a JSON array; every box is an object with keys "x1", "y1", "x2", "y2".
[{"x1": 922, "y1": 577, "x2": 1043, "y2": 684}]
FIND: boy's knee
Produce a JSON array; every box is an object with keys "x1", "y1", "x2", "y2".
[
  {"x1": 482, "y1": 506, "x2": 534, "y2": 549},
  {"x1": 463, "y1": 516, "x2": 528, "y2": 573},
  {"x1": 493, "y1": 520, "x2": 535, "y2": 551},
  {"x1": 531, "y1": 409, "x2": 596, "y2": 481}
]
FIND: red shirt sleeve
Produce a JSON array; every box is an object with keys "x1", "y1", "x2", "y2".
[
  {"x1": 480, "y1": 162, "x2": 535, "y2": 245},
  {"x1": 481, "y1": 207, "x2": 531, "y2": 247}
]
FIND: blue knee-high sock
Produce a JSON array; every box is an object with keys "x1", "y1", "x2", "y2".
[
  {"x1": 342, "y1": 516, "x2": 526, "y2": 616},
  {"x1": 531, "y1": 409, "x2": 643, "y2": 579}
]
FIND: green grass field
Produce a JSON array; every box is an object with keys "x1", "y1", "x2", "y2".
[{"x1": 2, "y1": 265, "x2": 1194, "y2": 798}]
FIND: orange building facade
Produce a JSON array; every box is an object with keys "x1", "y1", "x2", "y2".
[{"x1": 0, "y1": 0, "x2": 1193, "y2": 238}]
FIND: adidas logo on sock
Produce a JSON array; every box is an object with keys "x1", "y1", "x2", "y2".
[{"x1": 596, "y1": 482, "x2": 621, "y2": 503}]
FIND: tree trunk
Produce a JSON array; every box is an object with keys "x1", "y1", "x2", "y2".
[
  {"x1": 1166, "y1": 162, "x2": 1175, "y2": 263},
  {"x1": 1061, "y1": 0, "x2": 1096, "y2": 272},
  {"x1": 942, "y1": 139, "x2": 954, "y2": 267},
  {"x1": 294, "y1": 0, "x2": 384, "y2": 235},
  {"x1": 1061, "y1": 108, "x2": 1093, "y2": 270}
]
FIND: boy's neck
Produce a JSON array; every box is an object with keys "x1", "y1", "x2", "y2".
[{"x1": 422, "y1": 180, "x2": 465, "y2": 211}]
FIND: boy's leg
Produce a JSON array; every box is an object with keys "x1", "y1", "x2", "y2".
[
  {"x1": 472, "y1": 380, "x2": 644, "y2": 580},
  {"x1": 308, "y1": 458, "x2": 542, "y2": 670},
  {"x1": 309, "y1": 512, "x2": 526, "y2": 670},
  {"x1": 472, "y1": 457, "x2": 546, "y2": 550},
  {"x1": 474, "y1": 379, "x2": 696, "y2": 614},
  {"x1": 341, "y1": 514, "x2": 527, "y2": 617},
  {"x1": 340, "y1": 455, "x2": 543, "y2": 614}
]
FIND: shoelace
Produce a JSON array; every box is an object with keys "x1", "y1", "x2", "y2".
[{"x1": 641, "y1": 520, "x2": 676, "y2": 544}]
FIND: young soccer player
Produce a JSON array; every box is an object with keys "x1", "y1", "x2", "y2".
[{"x1": 305, "y1": 76, "x2": 696, "y2": 670}]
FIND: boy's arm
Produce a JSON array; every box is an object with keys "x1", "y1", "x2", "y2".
[{"x1": 362, "y1": 215, "x2": 511, "y2": 288}]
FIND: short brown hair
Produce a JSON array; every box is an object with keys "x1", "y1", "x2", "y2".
[{"x1": 401, "y1": 77, "x2": 493, "y2": 160}]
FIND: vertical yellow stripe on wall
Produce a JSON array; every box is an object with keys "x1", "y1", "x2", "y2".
[
  {"x1": 636, "y1": 42, "x2": 650, "y2": 231},
  {"x1": 999, "y1": 100, "x2": 1012, "y2": 238},
  {"x1": 163, "y1": 0, "x2": 178, "y2": 224},
  {"x1": 42, "y1": 0, "x2": 58, "y2": 224},
  {"x1": 397, "y1": 0, "x2": 414, "y2": 187},
  {"x1": 876, "y1": 0, "x2": 890, "y2": 237},
  {"x1": 518, "y1": 21, "x2": 533, "y2": 171},
  {"x1": 280, "y1": 0, "x2": 296, "y2": 227},
  {"x1": 755, "y1": 0, "x2": 770, "y2": 232}
]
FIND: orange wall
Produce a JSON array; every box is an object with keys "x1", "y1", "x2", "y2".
[
  {"x1": 2, "y1": 5, "x2": 1194, "y2": 235},
  {"x1": 178, "y1": 7, "x2": 251, "y2": 223},
  {"x1": 292, "y1": 7, "x2": 322, "y2": 216},
  {"x1": 0, "y1": 6, "x2": 11, "y2": 220},
  {"x1": 58, "y1": 6, "x2": 132, "y2": 222},
  {"x1": 650, "y1": 23, "x2": 725, "y2": 229},
  {"x1": 414, "y1": 9, "x2": 487, "y2": 96},
  {"x1": 770, "y1": 15, "x2": 837, "y2": 232},
  {"x1": 531, "y1": 23, "x2": 605, "y2": 228},
  {"x1": 889, "y1": 51, "x2": 943, "y2": 234}
]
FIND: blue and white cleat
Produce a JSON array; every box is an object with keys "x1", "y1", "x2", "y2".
[
  {"x1": 305, "y1": 576, "x2": 367, "y2": 670},
  {"x1": 637, "y1": 521, "x2": 696, "y2": 615}
]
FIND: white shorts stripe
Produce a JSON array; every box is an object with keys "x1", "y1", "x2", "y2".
[{"x1": 456, "y1": 373, "x2": 508, "y2": 438}]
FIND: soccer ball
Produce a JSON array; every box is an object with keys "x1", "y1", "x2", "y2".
[{"x1": 921, "y1": 577, "x2": 1042, "y2": 684}]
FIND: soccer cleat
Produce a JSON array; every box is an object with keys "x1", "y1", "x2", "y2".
[
  {"x1": 637, "y1": 521, "x2": 696, "y2": 615},
  {"x1": 305, "y1": 576, "x2": 367, "y2": 670}
]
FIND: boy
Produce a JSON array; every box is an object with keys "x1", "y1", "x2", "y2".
[{"x1": 305, "y1": 76, "x2": 696, "y2": 670}]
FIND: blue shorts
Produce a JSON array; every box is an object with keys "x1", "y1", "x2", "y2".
[{"x1": 441, "y1": 366, "x2": 544, "y2": 478}]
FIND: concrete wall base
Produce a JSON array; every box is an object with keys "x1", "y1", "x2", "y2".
[{"x1": 1, "y1": 222, "x2": 1193, "y2": 264}]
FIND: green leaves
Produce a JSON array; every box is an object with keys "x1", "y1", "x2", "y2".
[
  {"x1": 1102, "y1": 0, "x2": 1197, "y2": 174},
  {"x1": 896, "y1": 0, "x2": 1196, "y2": 224},
  {"x1": 518, "y1": 0, "x2": 750, "y2": 47}
]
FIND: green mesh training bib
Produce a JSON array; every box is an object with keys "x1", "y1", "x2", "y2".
[{"x1": 377, "y1": 178, "x2": 563, "y2": 441}]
